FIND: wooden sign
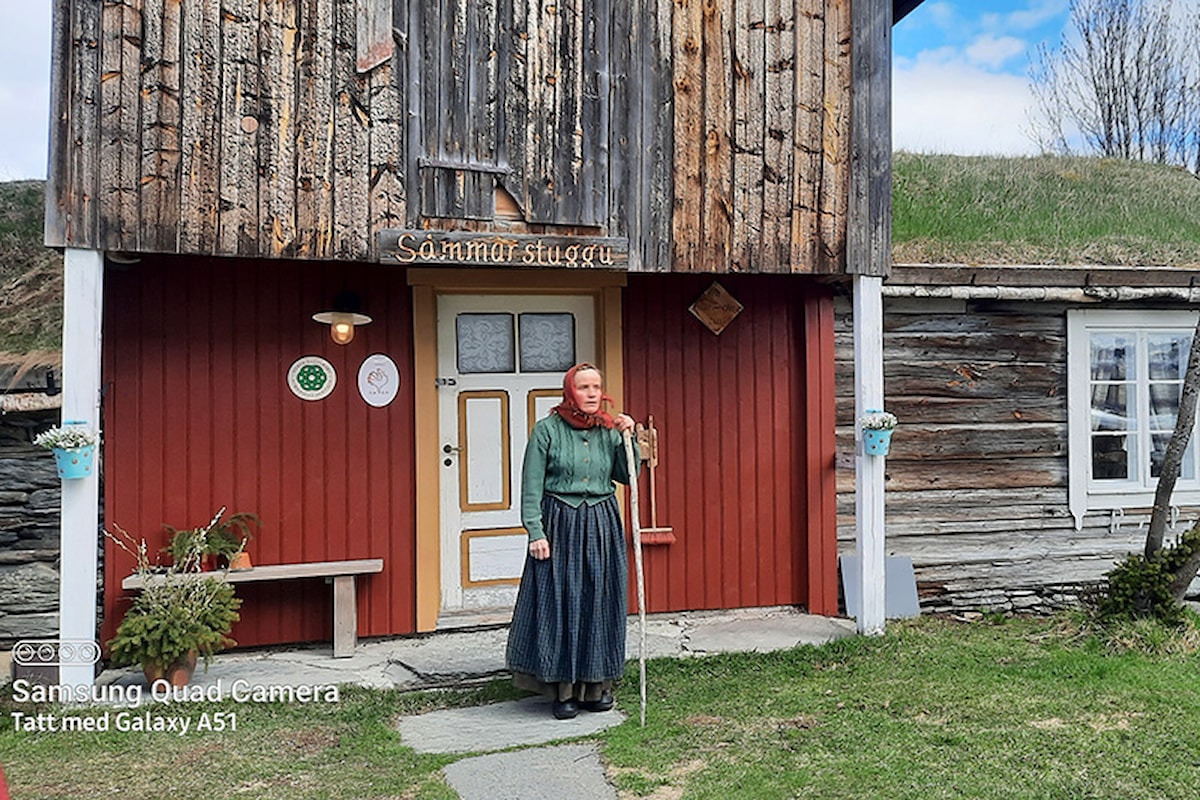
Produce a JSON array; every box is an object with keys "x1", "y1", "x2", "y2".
[{"x1": 379, "y1": 231, "x2": 629, "y2": 269}]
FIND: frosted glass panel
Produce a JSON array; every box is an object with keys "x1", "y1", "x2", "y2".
[
  {"x1": 519, "y1": 313, "x2": 576, "y2": 372},
  {"x1": 457, "y1": 313, "x2": 515, "y2": 373}
]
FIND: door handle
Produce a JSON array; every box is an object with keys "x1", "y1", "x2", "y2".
[{"x1": 443, "y1": 444, "x2": 462, "y2": 454}]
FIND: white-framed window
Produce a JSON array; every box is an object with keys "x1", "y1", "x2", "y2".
[{"x1": 1068, "y1": 309, "x2": 1200, "y2": 528}]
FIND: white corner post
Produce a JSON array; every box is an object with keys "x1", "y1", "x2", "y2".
[
  {"x1": 59, "y1": 248, "x2": 104, "y2": 687},
  {"x1": 853, "y1": 274, "x2": 886, "y2": 635},
  {"x1": 849, "y1": 0, "x2": 891, "y2": 636}
]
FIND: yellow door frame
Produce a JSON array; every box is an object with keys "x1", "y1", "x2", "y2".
[{"x1": 407, "y1": 268, "x2": 627, "y2": 632}]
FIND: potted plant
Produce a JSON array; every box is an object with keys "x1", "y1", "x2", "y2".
[
  {"x1": 33, "y1": 420, "x2": 99, "y2": 479},
  {"x1": 163, "y1": 508, "x2": 260, "y2": 570},
  {"x1": 107, "y1": 520, "x2": 243, "y2": 685},
  {"x1": 859, "y1": 410, "x2": 898, "y2": 456}
]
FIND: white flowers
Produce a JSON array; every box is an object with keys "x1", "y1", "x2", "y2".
[
  {"x1": 33, "y1": 423, "x2": 99, "y2": 450},
  {"x1": 859, "y1": 411, "x2": 898, "y2": 431}
]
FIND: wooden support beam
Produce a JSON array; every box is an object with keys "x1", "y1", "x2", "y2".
[
  {"x1": 59, "y1": 249, "x2": 104, "y2": 687},
  {"x1": 849, "y1": 0, "x2": 892, "y2": 634},
  {"x1": 853, "y1": 274, "x2": 886, "y2": 635}
]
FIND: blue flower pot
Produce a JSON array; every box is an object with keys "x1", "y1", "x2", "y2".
[
  {"x1": 53, "y1": 445, "x2": 95, "y2": 479},
  {"x1": 862, "y1": 428, "x2": 893, "y2": 457}
]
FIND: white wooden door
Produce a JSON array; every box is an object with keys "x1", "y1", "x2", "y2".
[{"x1": 437, "y1": 294, "x2": 596, "y2": 621}]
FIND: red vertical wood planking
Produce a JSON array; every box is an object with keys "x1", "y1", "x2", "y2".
[
  {"x1": 804, "y1": 289, "x2": 838, "y2": 615},
  {"x1": 103, "y1": 255, "x2": 418, "y2": 648},
  {"x1": 623, "y1": 274, "x2": 829, "y2": 614}
]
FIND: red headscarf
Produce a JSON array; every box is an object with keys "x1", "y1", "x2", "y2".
[{"x1": 552, "y1": 363, "x2": 615, "y2": 429}]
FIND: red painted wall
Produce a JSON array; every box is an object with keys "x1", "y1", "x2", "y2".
[
  {"x1": 102, "y1": 256, "x2": 416, "y2": 649},
  {"x1": 623, "y1": 274, "x2": 835, "y2": 614},
  {"x1": 101, "y1": 264, "x2": 836, "y2": 651}
]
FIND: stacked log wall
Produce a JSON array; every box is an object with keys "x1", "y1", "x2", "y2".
[
  {"x1": 834, "y1": 296, "x2": 1200, "y2": 613},
  {"x1": 0, "y1": 409, "x2": 79, "y2": 645}
]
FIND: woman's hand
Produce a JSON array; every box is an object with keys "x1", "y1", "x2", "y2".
[
  {"x1": 529, "y1": 539, "x2": 550, "y2": 560},
  {"x1": 614, "y1": 413, "x2": 635, "y2": 433}
]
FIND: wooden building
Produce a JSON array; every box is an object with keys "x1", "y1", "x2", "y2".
[
  {"x1": 46, "y1": 0, "x2": 919, "y2": 673},
  {"x1": 835, "y1": 263, "x2": 1200, "y2": 612}
]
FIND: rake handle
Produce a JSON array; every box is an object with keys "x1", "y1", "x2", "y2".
[{"x1": 623, "y1": 429, "x2": 647, "y2": 728}]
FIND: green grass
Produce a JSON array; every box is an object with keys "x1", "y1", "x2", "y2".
[
  {"x1": 4, "y1": 615, "x2": 1200, "y2": 798},
  {"x1": 0, "y1": 180, "x2": 60, "y2": 358},
  {"x1": 893, "y1": 153, "x2": 1200, "y2": 267}
]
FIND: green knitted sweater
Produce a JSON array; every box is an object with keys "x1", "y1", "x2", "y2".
[{"x1": 520, "y1": 413, "x2": 637, "y2": 542}]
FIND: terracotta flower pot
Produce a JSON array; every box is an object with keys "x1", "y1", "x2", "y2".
[
  {"x1": 143, "y1": 650, "x2": 198, "y2": 687},
  {"x1": 228, "y1": 551, "x2": 253, "y2": 571}
]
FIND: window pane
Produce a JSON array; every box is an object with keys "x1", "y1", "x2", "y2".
[
  {"x1": 1150, "y1": 434, "x2": 1195, "y2": 480},
  {"x1": 1092, "y1": 434, "x2": 1132, "y2": 480},
  {"x1": 1148, "y1": 383, "x2": 1181, "y2": 432},
  {"x1": 518, "y1": 313, "x2": 576, "y2": 372},
  {"x1": 1147, "y1": 333, "x2": 1190, "y2": 380},
  {"x1": 457, "y1": 313, "x2": 515, "y2": 373},
  {"x1": 1090, "y1": 333, "x2": 1134, "y2": 380},
  {"x1": 1090, "y1": 383, "x2": 1133, "y2": 431}
]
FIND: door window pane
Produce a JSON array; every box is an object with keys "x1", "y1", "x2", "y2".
[
  {"x1": 457, "y1": 313, "x2": 515, "y2": 373},
  {"x1": 519, "y1": 313, "x2": 576, "y2": 372}
]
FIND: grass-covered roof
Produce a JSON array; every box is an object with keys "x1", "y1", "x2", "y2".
[{"x1": 893, "y1": 152, "x2": 1200, "y2": 268}]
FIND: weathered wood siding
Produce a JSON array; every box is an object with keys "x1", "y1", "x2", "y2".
[
  {"x1": 49, "y1": 0, "x2": 405, "y2": 260},
  {"x1": 101, "y1": 255, "x2": 416, "y2": 649},
  {"x1": 47, "y1": 0, "x2": 858, "y2": 274},
  {"x1": 834, "y1": 297, "x2": 1200, "y2": 611}
]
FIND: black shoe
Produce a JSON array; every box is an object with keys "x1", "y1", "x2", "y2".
[
  {"x1": 552, "y1": 699, "x2": 579, "y2": 720},
  {"x1": 580, "y1": 689, "x2": 614, "y2": 713}
]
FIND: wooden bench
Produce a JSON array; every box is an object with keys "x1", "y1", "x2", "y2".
[{"x1": 122, "y1": 558, "x2": 385, "y2": 658}]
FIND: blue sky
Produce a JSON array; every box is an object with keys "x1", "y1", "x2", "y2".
[
  {"x1": 893, "y1": 0, "x2": 1072, "y2": 155},
  {"x1": 0, "y1": 1, "x2": 1089, "y2": 181}
]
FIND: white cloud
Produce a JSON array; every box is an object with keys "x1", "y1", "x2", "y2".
[
  {"x1": 965, "y1": 34, "x2": 1027, "y2": 70},
  {"x1": 893, "y1": 58, "x2": 1041, "y2": 156},
  {"x1": 991, "y1": 0, "x2": 1071, "y2": 33},
  {"x1": 0, "y1": 6, "x2": 51, "y2": 180}
]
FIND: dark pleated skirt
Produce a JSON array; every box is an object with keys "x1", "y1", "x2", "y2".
[{"x1": 506, "y1": 494, "x2": 628, "y2": 688}]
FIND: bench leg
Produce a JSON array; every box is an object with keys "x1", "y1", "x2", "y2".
[{"x1": 332, "y1": 576, "x2": 357, "y2": 658}]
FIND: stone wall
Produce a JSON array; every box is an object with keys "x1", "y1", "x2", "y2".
[{"x1": 0, "y1": 409, "x2": 63, "y2": 644}]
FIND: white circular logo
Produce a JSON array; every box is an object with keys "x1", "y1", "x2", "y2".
[
  {"x1": 288, "y1": 356, "x2": 337, "y2": 401},
  {"x1": 357, "y1": 354, "x2": 400, "y2": 408}
]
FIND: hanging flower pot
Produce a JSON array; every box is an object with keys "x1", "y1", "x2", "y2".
[
  {"x1": 34, "y1": 421, "x2": 100, "y2": 480},
  {"x1": 859, "y1": 410, "x2": 897, "y2": 457},
  {"x1": 52, "y1": 445, "x2": 96, "y2": 479},
  {"x1": 862, "y1": 427, "x2": 894, "y2": 456}
]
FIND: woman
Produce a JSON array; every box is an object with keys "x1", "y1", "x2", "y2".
[{"x1": 506, "y1": 362, "x2": 638, "y2": 720}]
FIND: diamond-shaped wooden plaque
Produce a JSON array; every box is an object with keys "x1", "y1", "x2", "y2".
[{"x1": 688, "y1": 281, "x2": 743, "y2": 335}]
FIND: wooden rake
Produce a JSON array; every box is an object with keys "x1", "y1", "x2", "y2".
[{"x1": 622, "y1": 429, "x2": 647, "y2": 727}]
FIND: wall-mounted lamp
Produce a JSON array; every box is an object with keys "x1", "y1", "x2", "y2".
[{"x1": 312, "y1": 292, "x2": 372, "y2": 345}]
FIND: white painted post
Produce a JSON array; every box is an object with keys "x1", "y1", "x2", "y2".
[
  {"x1": 853, "y1": 274, "x2": 886, "y2": 636},
  {"x1": 59, "y1": 249, "x2": 104, "y2": 687}
]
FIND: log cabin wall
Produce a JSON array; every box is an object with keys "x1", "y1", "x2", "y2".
[
  {"x1": 46, "y1": 0, "x2": 856, "y2": 274},
  {"x1": 834, "y1": 295, "x2": 1200, "y2": 613}
]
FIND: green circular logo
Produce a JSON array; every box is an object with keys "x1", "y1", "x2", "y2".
[
  {"x1": 296, "y1": 364, "x2": 327, "y2": 391},
  {"x1": 288, "y1": 356, "x2": 337, "y2": 401}
]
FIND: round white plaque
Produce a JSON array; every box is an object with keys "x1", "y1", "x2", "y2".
[
  {"x1": 358, "y1": 354, "x2": 400, "y2": 408},
  {"x1": 287, "y1": 356, "x2": 337, "y2": 401}
]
